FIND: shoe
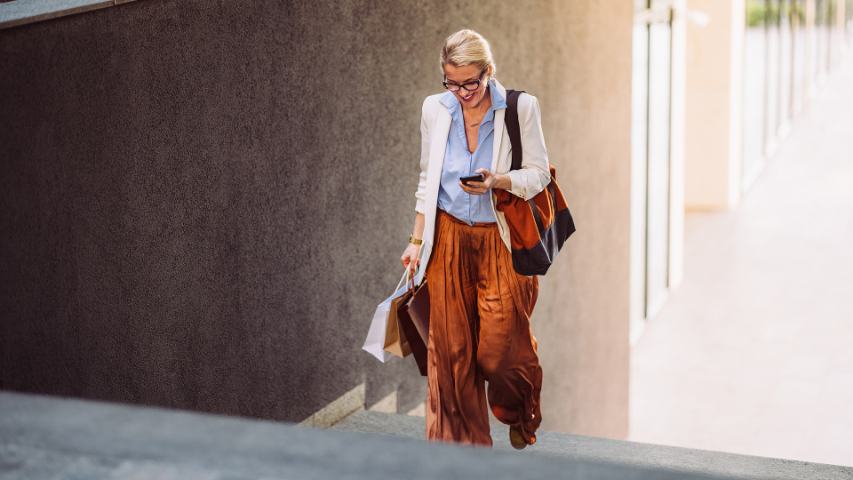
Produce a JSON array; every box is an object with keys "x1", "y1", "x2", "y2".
[{"x1": 509, "y1": 425, "x2": 528, "y2": 450}]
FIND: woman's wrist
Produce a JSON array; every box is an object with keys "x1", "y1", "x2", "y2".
[
  {"x1": 408, "y1": 235, "x2": 423, "y2": 245},
  {"x1": 492, "y1": 173, "x2": 512, "y2": 191}
]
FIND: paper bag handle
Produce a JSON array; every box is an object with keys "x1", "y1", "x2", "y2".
[{"x1": 395, "y1": 243, "x2": 423, "y2": 293}]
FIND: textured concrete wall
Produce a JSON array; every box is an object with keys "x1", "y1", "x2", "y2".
[{"x1": 0, "y1": 0, "x2": 632, "y2": 437}]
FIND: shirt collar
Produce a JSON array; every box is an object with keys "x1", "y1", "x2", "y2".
[{"x1": 489, "y1": 78, "x2": 507, "y2": 109}]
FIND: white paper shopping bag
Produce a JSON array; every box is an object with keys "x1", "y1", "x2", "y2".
[{"x1": 362, "y1": 270, "x2": 412, "y2": 363}]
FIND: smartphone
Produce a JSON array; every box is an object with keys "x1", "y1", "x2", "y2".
[{"x1": 460, "y1": 173, "x2": 485, "y2": 185}]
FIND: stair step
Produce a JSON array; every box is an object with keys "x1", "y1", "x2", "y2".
[
  {"x1": 0, "y1": 391, "x2": 718, "y2": 480},
  {"x1": 332, "y1": 410, "x2": 853, "y2": 480}
]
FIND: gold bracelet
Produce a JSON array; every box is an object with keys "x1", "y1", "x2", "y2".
[{"x1": 408, "y1": 235, "x2": 423, "y2": 245}]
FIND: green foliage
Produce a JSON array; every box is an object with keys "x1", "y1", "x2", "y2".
[
  {"x1": 746, "y1": 0, "x2": 767, "y2": 27},
  {"x1": 789, "y1": 2, "x2": 806, "y2": 24},
  {"x1": 746, "y1": 0, "x2": 780, "y2": 27},
  {"x1": 746, "y1": 0, "x2": 809, "y2": 28}
]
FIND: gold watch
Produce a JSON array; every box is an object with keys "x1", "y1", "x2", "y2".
[{"x1": 408, "y1": 235, "x2": 423, "y2": 245}]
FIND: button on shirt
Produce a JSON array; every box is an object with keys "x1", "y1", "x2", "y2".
[{"x1": 437, "y1": 78, "x2": 507, "y2": 225}]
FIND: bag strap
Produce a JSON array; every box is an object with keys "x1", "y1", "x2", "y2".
[
  {"x1": 506, "y1": 89, "x2": 550, "y2": 236},
  {"x1": 395, "y1": 268, "x2": 410, "y2": 292},
  {"x1": 505, "y1": 89, "x2": 525, "y2": 171}
]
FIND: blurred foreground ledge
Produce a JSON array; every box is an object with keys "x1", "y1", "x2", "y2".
[{"x1": 1, "y1": 391, "x2": 850, "y2": 479}]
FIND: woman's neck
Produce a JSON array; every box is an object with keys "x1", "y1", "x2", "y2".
[{"x1": 462, "y1": 85, "x2": 492, "y2": 117}]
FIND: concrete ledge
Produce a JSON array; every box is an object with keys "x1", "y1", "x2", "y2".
[
  {"x1": 331, "y1": 410, "x2": 853, "y2": 480},
  {"x1": 0, "y1": 0, "x2": 136, "y2": 30},
  {"x1": 0, "y1": 390, "x2": 727, "y2": 480}
]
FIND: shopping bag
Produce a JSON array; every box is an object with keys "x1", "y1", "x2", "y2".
[
  {"x1": 362, "y1": 270, "x2": 411, "y2": 363},
  {"x1": 384, "y1": 276, "x2": 413, "y2": 358},
  {"x1": 407, "y1": 278, "x2": 430, "y2": 342},
  {"x1": 396, "y1": 276, "x2": 430, "y2": 376}
]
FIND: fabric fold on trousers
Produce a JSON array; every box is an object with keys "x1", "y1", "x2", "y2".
[{"x1": 424, "y1": 209, "x2": 543, "y2": 447}]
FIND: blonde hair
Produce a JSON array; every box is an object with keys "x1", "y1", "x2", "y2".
[{"x1": 440, "y1": 29, "x2": 497, "y2": 78}]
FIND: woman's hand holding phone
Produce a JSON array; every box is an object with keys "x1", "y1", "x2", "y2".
[
  {"x1": 459, "y1": 173, "x2": 485, "y2": 185},
  {"x1": 460, "y1": 168, "x2": 506, "y2": 195}
]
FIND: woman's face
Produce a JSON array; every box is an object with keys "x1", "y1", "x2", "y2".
[{"x1": 443, "y1": 63, "x2": 490, "y2": 109}]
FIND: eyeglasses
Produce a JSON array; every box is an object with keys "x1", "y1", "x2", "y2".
[{"x1": 443, "y1": 67, "x2": 487, "y2": 92}]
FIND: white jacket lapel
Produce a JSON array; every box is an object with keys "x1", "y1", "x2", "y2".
[
  {"x1": 416, "y1": 105, "x2": 451, "y2": 287},
  {"x1": 491, "y1": 78, "x2": 508, "y2": 173}
]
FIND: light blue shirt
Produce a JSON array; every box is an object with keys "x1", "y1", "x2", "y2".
[{"x1": 437, "y1": 77, "x2": 507, "y2": 225}]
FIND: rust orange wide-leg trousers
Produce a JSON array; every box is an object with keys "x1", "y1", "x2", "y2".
[{"x1": 424, "y1": 209, "x2": 543, "y2": 447}]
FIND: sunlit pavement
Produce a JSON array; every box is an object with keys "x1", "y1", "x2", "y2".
[{"x1": 630, "y1": 52, "x2": 853, "y2": 467}]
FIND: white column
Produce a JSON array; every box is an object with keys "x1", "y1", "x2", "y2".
[
  {"x1": 670, "y1": 0, "x2": 687, "y2": 288},
  {"x1": 684, "y1": 0, "x2": 745, "y2": 210}
]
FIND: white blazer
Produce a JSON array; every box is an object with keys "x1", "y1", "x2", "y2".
[{"x1": 413, "y1": 78, "x2": 551, "y2": 286}]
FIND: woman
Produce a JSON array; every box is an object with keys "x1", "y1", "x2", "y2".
[{"x1": 400, "y1": 29, "x2": 551, "y2": 449}]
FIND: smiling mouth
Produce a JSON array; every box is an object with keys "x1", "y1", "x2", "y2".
[{"x1": 462, "y1": 93, "x2": 474, "y2": 101}]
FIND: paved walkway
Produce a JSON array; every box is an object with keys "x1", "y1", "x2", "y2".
[{"x1": 629, "y1": 53, "x2": 853, "y2": 467}]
